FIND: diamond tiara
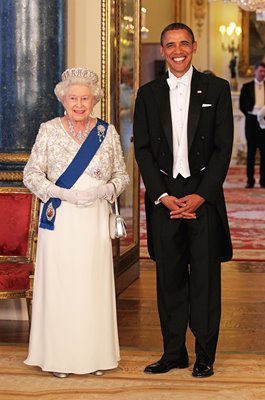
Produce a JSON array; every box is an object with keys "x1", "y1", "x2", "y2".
[{"x1": 61, "y1": 67, "x2": 99, "y2": 84}]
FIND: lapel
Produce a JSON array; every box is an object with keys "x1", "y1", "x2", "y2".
[
  {"x1": 153, "y1": 69, "x2": 209, "y2": 153},
  {"x1": 250, "y1": 80, "x2": 265, "y2": 103},
  {"x1": 249, "y1": 81, "x2": 255, "y2": 104},
  {"x1": 152, "y1": 73, "x2": 173, "y2": 152},
  {"x1": 187, "y1": 68, "x2": 208, "y2": 151}
]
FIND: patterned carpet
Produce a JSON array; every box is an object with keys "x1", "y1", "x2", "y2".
[
  {"x1": 140, "y1": 165, "x2": 265, "y2": 261},
  {"x1": 1, "y1": 345, "x2": 265, "y2": 399}
]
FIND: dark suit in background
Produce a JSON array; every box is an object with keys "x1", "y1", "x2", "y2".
[
  {"x1": 134, "y1": 23, "x2": 233, "y2": 377},
  {"x1": 239, "y1": 74, "x2": 265, "y2": 188}
]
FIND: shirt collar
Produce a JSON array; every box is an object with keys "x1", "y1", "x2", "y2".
[
  {"x1": 255, "y1": 78, "x2": 264, "y2": 86},
  {"x1": 167, "y1": 66, "x2": 193, "y2": 89}
]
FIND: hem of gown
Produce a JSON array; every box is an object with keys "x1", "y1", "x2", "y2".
[{"x1": 24, "y1": 358, "x2": 121, "y2": 375}]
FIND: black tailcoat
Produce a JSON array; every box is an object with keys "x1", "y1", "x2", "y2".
[
  {"x1": 133, "y1": 67, "x2": 234, "y2": 363},
  {"x1": 134, "y1": 68, "x2": 233, "y2": 262},
  {"x1": 239, "y1": 80, "x2": 265, "y2": 186}
]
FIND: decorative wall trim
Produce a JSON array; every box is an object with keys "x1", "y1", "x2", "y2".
[
  {"x1": 101, "y1": 0, "x2": 108, "y2": 120},
  {"x1": 0, "y1": 153, "x2": 29, "y2": 163},
  {"x1": 192, "y1": 0, "x2": 207, "y2": 38},
  {"x1": 0, "y1": 171, "x2": 23, "y2": 181},
  {"x1": 174, "y1": 0, "x2": 182, "y2": 21}
]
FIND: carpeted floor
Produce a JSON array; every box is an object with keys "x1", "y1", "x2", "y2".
[
  {"x1": 1, "y1": 345, "x2": 265, "y2": 399},
  {"x1": 140, "y1": 165, "x2": 265, "y2": 261},
  {"x1": 224, "y1": 165, "x2": 265, "y2": 261},
  {"x1": 2, "y1": 165, "x2": 265, "y2": 399}
]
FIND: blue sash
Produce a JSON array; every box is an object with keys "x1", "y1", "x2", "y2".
[{"x1": 40, "y1": 118, "x2": 108, "y2": 230}]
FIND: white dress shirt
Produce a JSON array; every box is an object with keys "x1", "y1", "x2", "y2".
[
  {"x1": 249, "y1": 79, "x2": 265, "y2": 116},
  {"x1": 254, "y1": 79, "x2": 265, "y2": 109},
  {"x1": 155, "y1": 66, "x2": 193, "y2": 204},
  {"x1": 167, "y1": 66, "x2": 193, "y2": 178}
]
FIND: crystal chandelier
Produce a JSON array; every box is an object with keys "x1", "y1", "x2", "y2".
[
  {"x1": 209, "y1": 0, "x2": 265, "y2": 20},
  {"x1": 229, "y1": 1, "x2": 265, "y2": 12}
]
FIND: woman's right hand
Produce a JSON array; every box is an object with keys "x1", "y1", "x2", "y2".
[
  {"x1": 47, "y1": 184, "x2": 93, "y2": 206},
  {"x1": 61, "y1": 189, "x2": 93, "y2": 206}
]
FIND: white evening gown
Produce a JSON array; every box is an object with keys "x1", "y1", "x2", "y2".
[{"x1": 24, "y1": 171, "x2": 120, "y2": 374}]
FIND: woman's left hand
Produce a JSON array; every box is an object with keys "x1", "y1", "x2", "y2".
[{"x1": 80, "y1": 183, "x2": 115, "y2": 206}]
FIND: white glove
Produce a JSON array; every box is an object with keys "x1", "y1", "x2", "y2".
[
  {"x1": 48, "y1": 183, "x2": 115, "y2": 206},
  {"x1": 82, "y1": 183, "x2": 115, "y2": 203},
  {"x1": 47, "y1": 184, "x2": 92, "y2": 206},
  {"x1": 97, "y1": 183, "x2": 115, "y2": 200}
]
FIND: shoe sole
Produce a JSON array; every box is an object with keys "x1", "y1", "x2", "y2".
[
  {"x1": 192, "y1": 371, "x2": 214, "y2": 378},
  {"x1": 144, "y1": 364, "x2": 189, "y2": 374}
]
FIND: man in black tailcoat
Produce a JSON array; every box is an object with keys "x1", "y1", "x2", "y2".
[
  {"x1": 239, "y1": 62, "x2": 265, "y2": 188},
  {"x1": 133, "y1": 23, "x2": 233, "y2": 378}
]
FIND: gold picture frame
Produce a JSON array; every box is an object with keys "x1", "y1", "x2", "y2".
[
  {"x1": 239, "y1": 10, "x2": 265, "y2": 77},
  {"x1": 0, "y1": 153, "x2": 29, "y2": 181}
]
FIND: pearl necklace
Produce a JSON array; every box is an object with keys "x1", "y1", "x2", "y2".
[{"x1": 67, "y1": 118, "x2": 91, "y2": 142}]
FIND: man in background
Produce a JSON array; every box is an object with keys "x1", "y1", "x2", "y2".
[{"x1": 239, "y1": 62, "x2": 265, "y2": 188}]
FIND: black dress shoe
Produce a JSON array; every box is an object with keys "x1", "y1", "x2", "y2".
[
  {"x1": 144, "y1": 358, "x2": 189, "y2": 374},
  {"x1": 192, "y1": 358, "x2": 214, "y2": 378}
]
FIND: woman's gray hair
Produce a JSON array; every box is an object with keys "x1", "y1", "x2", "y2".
[{"x1": 54, "y1": 67, "x2": 104, "y2": 105}]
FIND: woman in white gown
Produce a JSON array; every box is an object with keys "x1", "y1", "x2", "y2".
[{"x1": 23, "y1": 67, "x2": 129, "y2": 378}]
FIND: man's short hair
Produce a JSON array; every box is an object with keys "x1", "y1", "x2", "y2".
[
  {"x1": 160, "y1": 23, "x2": 195, "y2": 46},
  {"x1": 254, "y1": 61, "x2": 265, "y2": 70}
]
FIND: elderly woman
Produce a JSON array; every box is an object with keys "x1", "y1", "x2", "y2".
[{"x1": 23, "y1": 67, "x2": 129, "y2": 378}]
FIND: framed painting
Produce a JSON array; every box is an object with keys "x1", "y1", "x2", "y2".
[{"x1": 239, "y1": 10, "x2": 265, "y2": 77}]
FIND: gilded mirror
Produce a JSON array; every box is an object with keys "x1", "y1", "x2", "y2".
[
  {"x1": 101, "y1": 0, "x2": 140, "y2": 258},
  {"x1": 118, "y1": 0, "x2": 140, "y2": 254}
]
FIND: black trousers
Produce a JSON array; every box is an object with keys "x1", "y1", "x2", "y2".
[{"x1": 150, "y1": 175, "x2": 222, "y2": 364}]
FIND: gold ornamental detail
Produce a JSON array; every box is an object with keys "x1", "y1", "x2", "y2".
[
  {"x1": 0, "y1": 171, "x2": 23, "y2": 181},
  {"x1": 193, "y1": 0, "x2": 207, "y2": 38},
  {"x1": 0, "y1": 153, "x2": 30, "y2": 163}
]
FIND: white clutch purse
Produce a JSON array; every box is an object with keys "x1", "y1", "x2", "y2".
[{"x1": 109, "y1": 190, "x2": 127, "y2": 239}]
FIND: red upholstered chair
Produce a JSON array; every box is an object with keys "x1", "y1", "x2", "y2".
[{"x1": 0, "y1": 187, "x2": 39, "y2": 321}]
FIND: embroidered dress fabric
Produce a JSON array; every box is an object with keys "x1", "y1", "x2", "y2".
[
  {"x1": 25, "y1": 174, "x2": 120, "y2": 373},
  {"x1": 23, "y1": 118, "x2": 129, "y2": 374},
  {"x1": 23, "y1": 118, "x2": 128, "y2": 204},
  {"x1": 39, "y1": 119, "x2": 108, "y2": 230}
]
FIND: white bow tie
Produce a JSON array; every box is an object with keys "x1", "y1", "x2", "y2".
[{"x1": 167, "y1": 75, "x2": 189, "y2": 90}]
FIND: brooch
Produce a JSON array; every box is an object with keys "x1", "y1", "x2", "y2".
[
  {"x1": 46, "y1": 202, "x2": 55, "y2": 221},
  {"x1": 94, "y1": 168, "x2": 102, "y2": 179},
  {"x1": 97, "y1": 125, "x2": 106, "y2": 142}
]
